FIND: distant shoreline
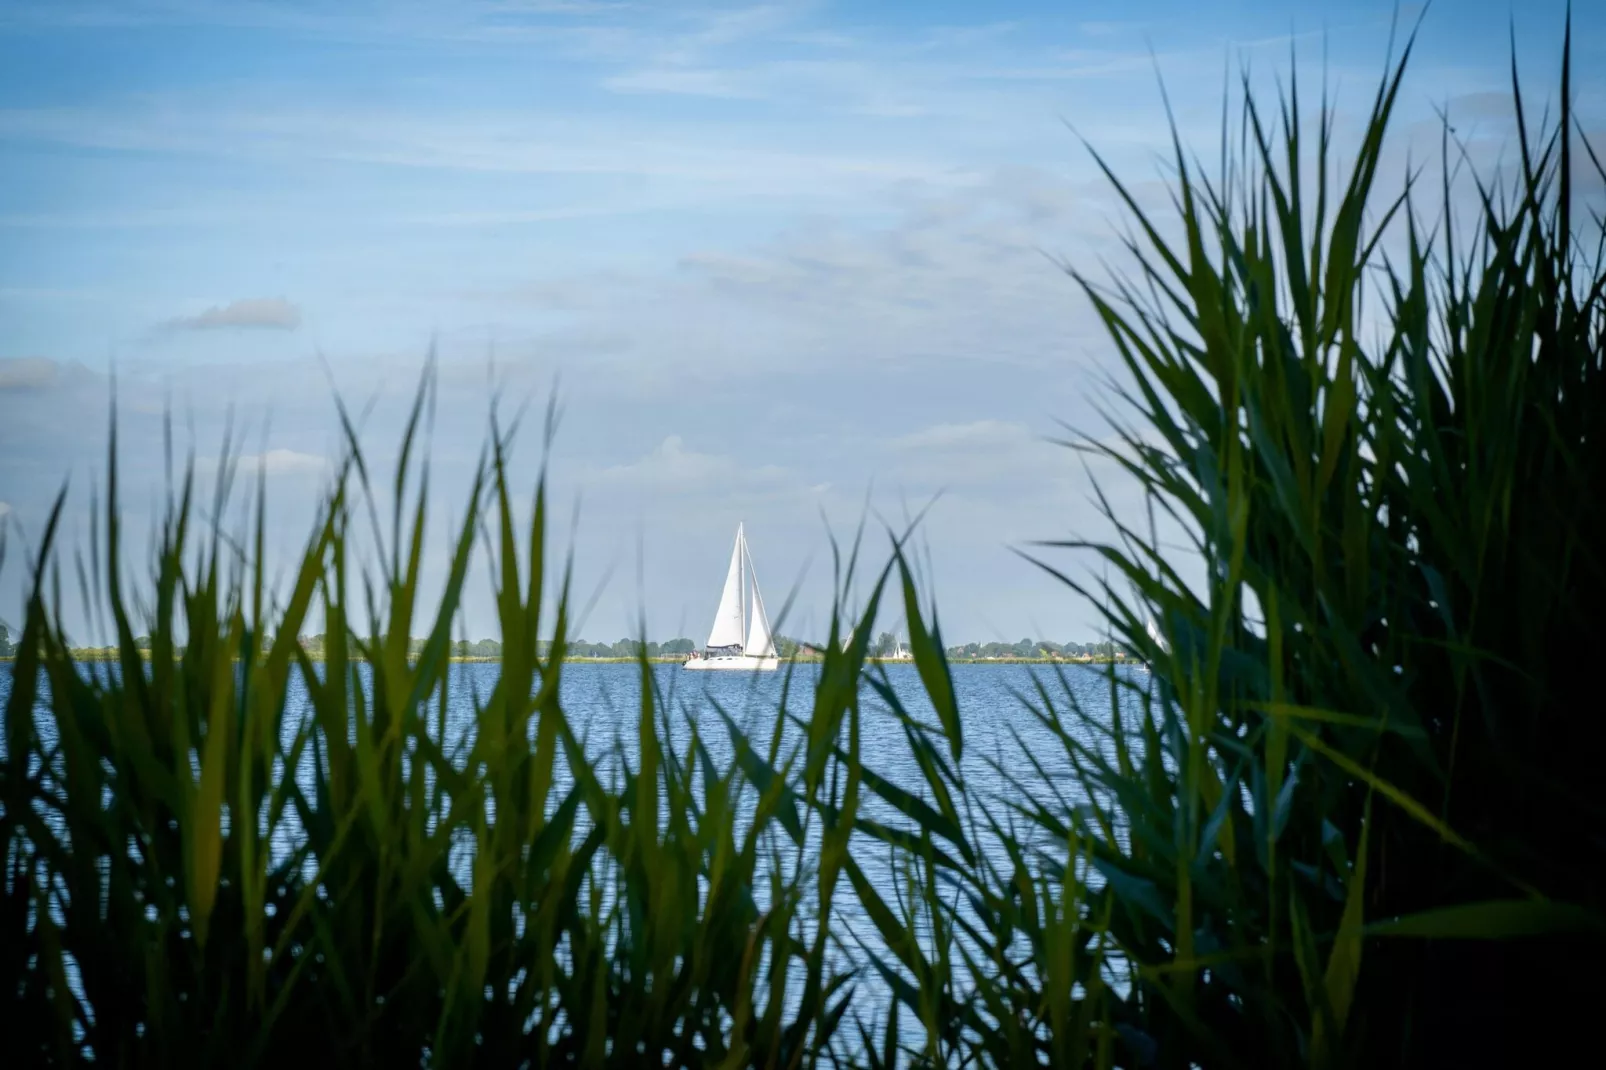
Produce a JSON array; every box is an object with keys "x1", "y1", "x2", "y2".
[{"x1": 5, "y1": 652, "x2": 1135, "y2": 667}]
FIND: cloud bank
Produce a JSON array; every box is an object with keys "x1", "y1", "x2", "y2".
[
  {"x1": 162, "y1": 298, "x2": 302, "y2": 331},
  {"x1": 0, "y1": 358, "x2": 59, "y2": 390}
]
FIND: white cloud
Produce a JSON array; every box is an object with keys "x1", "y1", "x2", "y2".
[
  {"x1": 194, "y1": 448, "x2": 330, "y2": 478},
  {"x1": 601, "y1": 67, "x2": 761, "y2": 98},
  {"x1": 0, "y1": 358, "x2": 58, "y2": 390},
  {"x1": 592, "y1": 435, "x2": 793, "y2": 493},
  {"x1": 649, "y1": 168, "x2": 1121, "y2": 377},
  {"x1": 891, "y1": 419, "x2": 1033, "y2": 452},
  {"x1": 162, "y1": 297, "x2": 302, "y2": 331},
  {"x1": 0, "y1": 104, "x2": 963, "y2": 196},
  {"x1": 255, "y1": 448, "x2": 328, "y2": 475},
  {"x1": 877, "y1": 419, "x2": 1074, "y2": 502}
]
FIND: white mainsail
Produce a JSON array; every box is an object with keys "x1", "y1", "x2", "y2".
[{"x1": 706, "y1": 527, "x2": 746, "y2": 650}]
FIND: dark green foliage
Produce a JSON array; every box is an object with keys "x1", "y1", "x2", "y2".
[
  {"x1": 1028, "y1": 13, "x2": 1606, "y2": 1068},
  {"x1": 0, "y1": 381, "x2": 1125, "y2": 1067}
]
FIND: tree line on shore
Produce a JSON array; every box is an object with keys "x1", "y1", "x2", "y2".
[
  {"x1": 2, "y1": 626, "x2": 1132, "y2": 663},
  {"x1": 293, "y1": 634, "x2": 712, "y2": 660},
  {"x1": 944, "y1": 638, "x2": 1132, "y2": 660}
]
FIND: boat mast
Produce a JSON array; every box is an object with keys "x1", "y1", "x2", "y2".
[{"x1": 738, "y1": 523, "x2": 747, "y2": 650}]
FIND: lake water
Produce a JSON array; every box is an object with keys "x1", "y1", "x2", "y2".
[
  {"x1": 373, "y1": 661, "x2": 1143, "y2": 895},
  {"x1": 553, "y1": 659, "x2": 1137, "y2": 840},
  {"x1": 2, "y1": 658, "x2": 1148, "y2": 1038},
  {"x1": 1, "y1": 657, "x2": 1143, "y2": 853}
]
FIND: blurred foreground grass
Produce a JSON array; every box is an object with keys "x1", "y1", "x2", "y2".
[{"x1": 3, "y1": 18, "x2": 1604, "y2": 1069}]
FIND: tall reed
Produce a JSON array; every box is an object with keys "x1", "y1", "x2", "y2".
[
  {"x1": 1, "y1": 372, "x2": 1123, "y2": 1066},
  {"x1": 1033, "y1": 12, "x2": 1606, "y2": 1067}
]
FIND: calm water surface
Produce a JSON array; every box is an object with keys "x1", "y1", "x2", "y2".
[
  {"x1": 399, "y1": 661, "x2": 1142, "y2": 877},
  {"x1": 2, "y1": 658, "x2": 1147, "y2": 908},
  {"x1": 2, "y1": 658, "x2": 1149, "y2": 1030}
]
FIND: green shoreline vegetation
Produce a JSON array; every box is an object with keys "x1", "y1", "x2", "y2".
[
  {"x1": 4, "y1": 21, "x2": 1604, "y2": 1068},
  {"x1": 17, "y1": 652, "x2": 1135, "y2": 665},
  {"x1": 12, "y1": 633, "x2": 1138, "y2": 666},
  {"x1": 0, "y1": 624, "x2": 1140, "y2": 665}
]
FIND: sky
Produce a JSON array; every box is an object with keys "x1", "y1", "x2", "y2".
[{"x1": 1, "y1": 0, "x2": 1601, "y2": 647}]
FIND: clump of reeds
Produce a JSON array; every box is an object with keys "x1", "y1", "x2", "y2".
[
  {"x1": 1, "y1": 373, "x2": 1123, "y2": 1067},
  {"x1": 1034, "y1": 11, "x2": 1606, "y2": 1068}
]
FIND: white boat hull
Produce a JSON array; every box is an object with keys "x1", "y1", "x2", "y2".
[{"x1": 683, "y1": 654, "x2": 779, "y2": 672}]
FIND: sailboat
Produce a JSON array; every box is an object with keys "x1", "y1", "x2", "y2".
[
  {"x1": 683, "y1": 523, "x2": 779, "y2": 671},
  {"x1": 882, "y1": 638, "x2": 913, "y2": 660}
]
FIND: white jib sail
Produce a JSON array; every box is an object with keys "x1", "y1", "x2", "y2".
[
  {"x1": 1146, "y1": 616, "x2": 1170, "y2": 655},
  {"x1": 743, "y1": 541, "x2": 776, "y2": 657},
  {"x1": 706, "y1": 526, "x2": 746, "y2": 650}
]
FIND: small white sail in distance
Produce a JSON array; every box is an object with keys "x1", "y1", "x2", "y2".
[
  {"x1": 706, "y1": 525, "x2": 747, "y2": 650},
  {"x1": 1146, "y1": 615, "x2": 1170, "y2": 655}
]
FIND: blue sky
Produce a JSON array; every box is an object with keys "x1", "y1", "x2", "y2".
[{"x1": 1, "y1": 0, "x2": 1600, "y2": 646}]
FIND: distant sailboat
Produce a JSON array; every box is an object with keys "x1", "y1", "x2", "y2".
[
  {"x1": 683, "y1": 523, "x2": 779, "y2": 671},
  {"x1": 1142, "y1": 616, "x2": 1168, "y2": 673}
]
